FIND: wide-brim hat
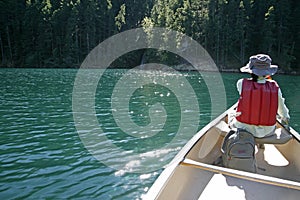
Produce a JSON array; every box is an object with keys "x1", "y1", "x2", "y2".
[{"x1": 240, "y1": 54, "x2": 278, "y2": 76}]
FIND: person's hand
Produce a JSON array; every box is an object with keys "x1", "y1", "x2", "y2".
[{"x1": 281, "y1": 117, "x2": 290, "y2": 130}]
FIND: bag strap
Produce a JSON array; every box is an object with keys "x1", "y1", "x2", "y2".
[{"x1": 221, "y1": 129, "x2": 236, "y2": 153}]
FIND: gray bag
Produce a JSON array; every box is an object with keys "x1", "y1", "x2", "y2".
[{"x1": 221, "y1": 129, "x2": 256, "y2": 172}]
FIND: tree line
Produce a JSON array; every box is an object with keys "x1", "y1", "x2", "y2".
[{"x1": 0, "y1": 0, "x2": 299, "y2": 72}]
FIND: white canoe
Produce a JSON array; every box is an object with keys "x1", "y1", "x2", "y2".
[{"x1": 144, "y1": 104, "x2": 300, "y2": 200}]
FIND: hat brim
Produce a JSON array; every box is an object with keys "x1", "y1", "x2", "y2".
[{"x1": 240, "y1": 64, "x2": 278, "y2": 76}]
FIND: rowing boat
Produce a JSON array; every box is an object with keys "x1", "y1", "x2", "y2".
[{"x1": 144, "y1": 104, "x2": 300, "y2": 200}]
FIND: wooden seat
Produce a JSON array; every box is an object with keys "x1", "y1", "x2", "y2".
[{"x1": 255, "y1": 128, "x2": 293, "y2": 144}]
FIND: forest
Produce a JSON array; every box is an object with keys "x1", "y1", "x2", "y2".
[{"x1": 0, "y1": 0, "x2": 299, "y2": 72}]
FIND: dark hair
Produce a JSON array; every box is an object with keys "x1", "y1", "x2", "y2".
[{"x1": 251, "y1": 73, "x2": 259, "y2": 82}]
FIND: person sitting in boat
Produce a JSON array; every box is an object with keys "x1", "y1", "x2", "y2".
[{"x1": 229, "y1": 54, "x2": 290, "y2": 138}]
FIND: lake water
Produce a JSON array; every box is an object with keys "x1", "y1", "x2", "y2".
[{"x1": 0, "y1": 68, "x2": 299, "y2": 199}]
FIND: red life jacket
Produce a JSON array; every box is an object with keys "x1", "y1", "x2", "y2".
[{"x1": 236, "y1": 79, "x2": 279, "y2": 126}]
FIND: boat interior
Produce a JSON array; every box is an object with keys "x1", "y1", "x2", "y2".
[
  {"x1": 153, "y1": 115, "x2": 300, "y2": 200},
  {"x1": 187, "y1": 117, "x2": 299, "y2": 181}
]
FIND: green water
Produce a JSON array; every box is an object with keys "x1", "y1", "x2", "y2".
[{"x1": 0, "y1": 68, "x2": 299, "y2": 199}]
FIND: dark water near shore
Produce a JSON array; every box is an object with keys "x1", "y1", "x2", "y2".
[{"x1": 0, "y1": 68, "x2": 299, "y2": 199}]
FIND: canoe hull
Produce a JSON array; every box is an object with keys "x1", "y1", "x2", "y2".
[{"x1": 144, "y1": 105, "x2": 300, "y2": 200}]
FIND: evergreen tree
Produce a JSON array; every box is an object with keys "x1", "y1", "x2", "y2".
[{"x1": 0, "y1": 0, "x2": 299, "y2": 70}]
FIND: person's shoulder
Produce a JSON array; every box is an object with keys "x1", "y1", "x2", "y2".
[
  {"x1": 237, "y1": 78, "x2": 249, "y2": 85},
  {"x1": 237, "y1": 78, "x2": 245, "y2": 83},
  {"x1": 266, "y1": 79, "x2": 279, "y2": 87},
  {"x1": 236, "y1": 78, "x2": 244, "y2": 91}
]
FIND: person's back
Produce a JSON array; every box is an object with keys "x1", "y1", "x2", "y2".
[
  {"x1": 236, "y1": 77, "x2": 278, "y2": 126},
  {"x1": 229, "y1": 54, "x2": 290, "y2": 138}
]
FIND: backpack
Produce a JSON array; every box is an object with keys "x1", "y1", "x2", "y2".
[{"x1": 221, "y1": 129, "x2": 256, "y2": 173}]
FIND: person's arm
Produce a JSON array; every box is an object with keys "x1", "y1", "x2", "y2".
[
  {"x1": 277, "y1": 88, "x2": 290, "y2": 123},
  {"x1": 236, "y1": 79, "x2": 243, "y2": 95}
]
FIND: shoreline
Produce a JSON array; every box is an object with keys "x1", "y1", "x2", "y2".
[{"x1": 0, "y1": 66, "x2": 299, "y2": 75}]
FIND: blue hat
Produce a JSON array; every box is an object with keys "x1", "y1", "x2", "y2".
[{"x1": 240, "y1": 54, "x2": 278, "y2": 76}]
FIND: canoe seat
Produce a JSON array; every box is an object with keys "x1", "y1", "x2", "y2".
[
  {"x1": 255, "y1": 128, "x2": 293, "y2": 144},
  {"x1": 215, "y1": 121, "x2": 293, "y2": 145}
]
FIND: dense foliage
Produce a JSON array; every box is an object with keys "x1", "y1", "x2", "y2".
[{"x1": 0, "y1": 0, "x2": 299, "y2": 71}]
